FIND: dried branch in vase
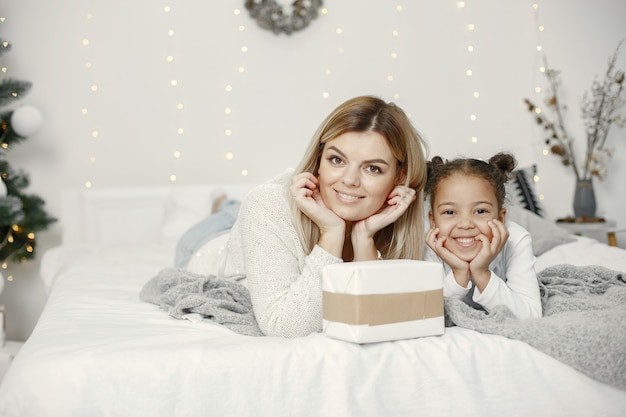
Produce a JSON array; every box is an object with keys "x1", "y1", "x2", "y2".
[{"x1": 525, "y1": 41, "x2": 625, "y2": 181}]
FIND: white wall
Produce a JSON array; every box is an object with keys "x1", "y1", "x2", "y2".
[{"x1": 1, "y1": 0, "x2": 625, "y2": 341}]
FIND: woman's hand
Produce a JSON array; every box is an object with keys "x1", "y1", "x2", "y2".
[
  {"x1": 353, "y1": 185, "x2": 416, "y2": 239},
  {"x1": 290, "y1": 172, "x2": 345, "y2": 237},
  {"x1": 350, "y1": 185, "x2": 416, "y2": 261}
]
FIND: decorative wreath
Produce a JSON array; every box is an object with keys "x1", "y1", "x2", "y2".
[{"x1": 244, "y1": 0, "x2": 324, "y2": 35}]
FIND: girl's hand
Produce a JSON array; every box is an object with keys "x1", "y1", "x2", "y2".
[
  {"x1": 426, "y1": 227, "x2": 470, "y2": 286},
  {"x1": 350, "y1": 185, "x2": 415, "y2": 261},
  {"x1": 290, "y1": 172, "x2": 344, "y2": 234},
  {"x1": 352, "y1": 185, "x2": 416, "y2": 239},
  {"x1": 469, "y1": 219, "x2": 509, "y2": 290}
]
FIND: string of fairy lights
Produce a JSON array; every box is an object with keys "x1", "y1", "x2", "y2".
[
  {"x1": 529, "y1": 1, "x2": 545, "y2": 199},
  {"x1": 163, "y1": 1, "x2": 184, "y2": 184},
  {"x1": 320, "y1": 5, "x2": 337, "y2": 102},
  {"x1": 74, "y1": 3, "x2": 470, "y2": 187},
  {"x1": 457, "y1": 1, "x2": 481, "y2": 146},
  {"x1": 80, "y1": 2, "x2": 98, "y2": 189},
  {"x1": 387, "y1": 4, "x2": 403, "y2": 103},
  {"x1": 72, "y1": 3, "x2": 552, "y2": 189},
  {"x1": 317, "y1": 3, "x2": 402, "y2": 104},
  {"x1": 0, "y1": 16, "x2": 12, "y2": 281},
  {"x1": 222, "y1": 6, "x2": 251, "y2": 179}
]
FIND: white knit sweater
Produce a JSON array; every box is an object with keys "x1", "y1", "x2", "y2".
[{"x1": 218, "y1": 170, "x2": 343, "y2": 338}]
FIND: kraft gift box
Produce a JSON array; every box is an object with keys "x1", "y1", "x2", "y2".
[{"x1": 322, "y1": 259, "x2": 444, "y2": 344}]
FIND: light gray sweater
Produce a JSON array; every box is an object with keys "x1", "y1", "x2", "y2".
[{"x1": 199, "y1": 170, "x2": 343, "y2": 338}]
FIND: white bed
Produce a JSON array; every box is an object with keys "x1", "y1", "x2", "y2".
[{"x1": 1, "y1": 185, "x2": 625, "y2": 417}]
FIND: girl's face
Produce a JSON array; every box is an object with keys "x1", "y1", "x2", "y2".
[
  {"x1": 317, "y1": 131, "x2": 400, "y2": 222},
  {"x1": 429, "y1": 174, "x2": 506, "y2": 262}
]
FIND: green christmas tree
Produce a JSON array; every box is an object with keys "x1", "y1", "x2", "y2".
[{"x1": 0, "y1": 36, "x2": 56, "y2": 264}]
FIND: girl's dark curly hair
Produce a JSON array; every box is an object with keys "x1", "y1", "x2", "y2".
[{"x1": 425, "y1": 152, "x2": 517, "y2": 211}]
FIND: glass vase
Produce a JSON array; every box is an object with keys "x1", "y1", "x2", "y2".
[{"x1": 573, "y1": 179, "x2": 596, "y2": 219}]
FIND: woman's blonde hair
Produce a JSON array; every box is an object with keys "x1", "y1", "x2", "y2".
[{"x1": 289, "y1": 95, "x2": 429, "y2": 260}]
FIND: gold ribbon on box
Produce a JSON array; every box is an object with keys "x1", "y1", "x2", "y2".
[{"x1": 322, "y1": 289, "x2": 444, "y2": 326}]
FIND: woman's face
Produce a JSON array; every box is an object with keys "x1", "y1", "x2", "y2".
[
  {"x1": 317, "y1": 131, "x2": 399, "y2": 222},
  {"x1": 429, "y1": 174, "x2": 505, "y2": 262}
]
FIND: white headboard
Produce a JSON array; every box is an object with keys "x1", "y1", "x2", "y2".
[{"x1": 61, "y1": 184, "x2": 257, "y2": 246}]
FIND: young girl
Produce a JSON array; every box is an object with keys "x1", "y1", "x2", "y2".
[{"x1": 423, "y1": 152, "x2": 542, "y2": 319}]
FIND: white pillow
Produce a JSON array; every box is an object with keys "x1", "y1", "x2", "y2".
[{"x1": 506, "y1": 206, "x2": 576, "y2": 256}]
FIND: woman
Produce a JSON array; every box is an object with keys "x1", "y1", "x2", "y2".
[{"x1": 177, "y1": 95, "x2": 429, "y2": 337}]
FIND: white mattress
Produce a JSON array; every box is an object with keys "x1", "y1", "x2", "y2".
[{"x1": 1, "y1": 236, "x2": 626, "y2": 416}]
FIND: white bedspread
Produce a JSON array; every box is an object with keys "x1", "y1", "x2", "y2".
[{"x1": 1, "y1": 239, "x2": 626, "y2": 417}]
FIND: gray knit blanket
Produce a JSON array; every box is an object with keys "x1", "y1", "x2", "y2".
[
  {"x1": 445, "y1": 264, "x2": 626, "y2": 390},
  {"x1": 140, "y1": 268, "x2": 263, "y2": 337}
]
